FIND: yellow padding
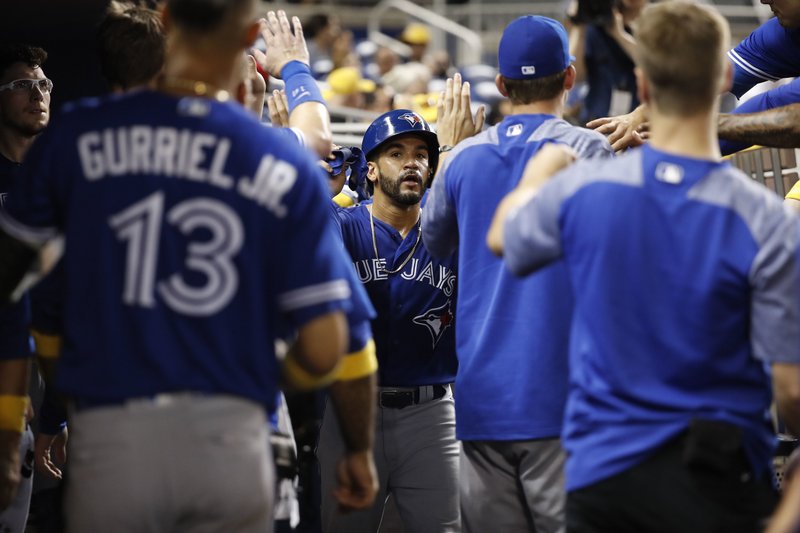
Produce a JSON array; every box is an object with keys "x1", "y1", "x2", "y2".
[
  {"x1": 786, "y1": 180, "x2": 800, "y2": 201},
  {"x1": 336, "y1": 339, "x2": 378, "y2": 381},
  {"x1": 283, "y1": 353, "x2": 341, "y2": 391},
  {"x1": 31, "y1": 329, "x2": 62, "y2": 359},
  {"x1": 0, "y1": 395, "x2": 29, "y2": 433}
]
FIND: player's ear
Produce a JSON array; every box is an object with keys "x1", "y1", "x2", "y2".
[
  {"x1": 495, "y1": 74, "x2": 509, "y2": 98},
  {"x1": 366, "y1": 161, "x2": 379, "y2": 187},
  {"x1": 563, "y1": 65, "x2": 576, "y2": 91}
]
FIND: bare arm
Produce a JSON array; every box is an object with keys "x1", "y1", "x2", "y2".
[
  {"x1": 772, "y1": 362, "x2": 800, "y2": 437},
  {"x1": 718, "y1": 104, "x2": 800, "y2": 148},
  {"x1": 284, "y1": 311, "x2": 348, "y2": 390},
  {"x1": 258, "y1": 11, "x2": 332, "y2": 159},
  {"x1": 328, "y1": 372, "x2": 378, "y2": 512},
  {"x1": 486, "y1": 144, "x2": 577, "y2": 255},
  {"x1": 605, "y1": 10, "x2": 638, "y2": 62}
]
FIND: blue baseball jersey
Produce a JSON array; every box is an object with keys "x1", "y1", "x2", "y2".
[
  {"x1": 271, "y1": 122, "x2": 378, "y2": 355},
  {"x1": 0, "y1": 154, "x2": 32, "y2": 361},
  {"x1": 423, "y1": 114, "x2": 613, "y2": 440},
  {"x1": 334, "y1": 199, "x2": 458, "y2": 386},
  {"x1": 728, "y1": 17, "x2": 800, "y2": 98},
  {"x1": 503, "y1": 144, "x2": 800, "y2": 490},
  {"x1": 0, "y1": 90, "x2": 354, "y2": 411}
]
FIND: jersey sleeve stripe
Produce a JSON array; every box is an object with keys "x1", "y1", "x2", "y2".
[
  {"x1": 727, "y1": 50, "x2": 781, "y2": 82},
  {"x1": 0, "y1": 211, "x2": 57, "y2": 248},
  {"x1": 278, "y1": 279, "x2": 351, "y2": 312}
]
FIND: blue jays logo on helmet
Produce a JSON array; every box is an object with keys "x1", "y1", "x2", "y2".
[
  {"x1": 361, "y1": 108, "x2": 440, "y2": 179},
  {"x1": 398, "y1": 112, "x2": 423, "y2": 128}
]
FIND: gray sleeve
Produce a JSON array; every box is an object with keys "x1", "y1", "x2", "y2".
[
  {"x1": 750, "y1": 209, "x2": 800, "y2": 363},
  {"x1": 422, "y1": 168, "x2": 459, "y2": 258},
  {"x1": 502, "y1": 169, "x2": 572, "y2": 276}
]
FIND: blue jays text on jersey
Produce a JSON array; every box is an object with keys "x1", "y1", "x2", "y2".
[
  {"x1": 333, "y1": 201, "x2": 458, "y2": 387},
  {"x1": 0, "y1": 90, "x2": 354, "y2": 410}
]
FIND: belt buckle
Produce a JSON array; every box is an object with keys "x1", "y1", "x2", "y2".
[{"x1": 379, "y1": 390, "x2": 414, "y2": 409}]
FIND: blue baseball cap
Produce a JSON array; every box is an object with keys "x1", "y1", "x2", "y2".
[{"x1": 498, "y1": 16, "x2": 575, "y2": 80}]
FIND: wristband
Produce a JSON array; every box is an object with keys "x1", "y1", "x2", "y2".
[
  {"x1": 31, "y1": 329, "x2": 62, "y2": 359},
  {"x1": 439, "y1": 145, "x2": 454, "y2": 153},
  {"x1": 281, "y1": 61, "x2": 326, "y2": 114},
  {"x1": 283, "y1": 352, "x2": 340, "y2": 391},
  {"x1": 0, "y1": 395, "x2": 29, "y2": 433},
  {"x1": 336, "y1": 339, "x2": 378, "y2": 381}
]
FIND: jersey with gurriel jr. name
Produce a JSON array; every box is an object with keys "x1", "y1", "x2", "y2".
[
  {"x1": 0, "y1": 90, "x2": 353, "y2": 411},
  {"x1": 334, "y1": 200, "x2": 458, "y2": 387},
  {"x1": 423, "y1": 114, "x2": 613, "y2": 441},
  {"x1": 503, "y1": 144, "x2": 800, "y2": 490}
]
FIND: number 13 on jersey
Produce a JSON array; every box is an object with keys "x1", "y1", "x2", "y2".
[{"x1": 109, "y1": 191, "x2": 244, "y2": 317}]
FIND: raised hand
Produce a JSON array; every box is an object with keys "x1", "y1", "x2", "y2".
[
  {"x1": 436, "y1": 73, "x2": 486, "y2": 150},
  {"x1": 259, "y1": 10, "x2": 310, "y2": 79}
]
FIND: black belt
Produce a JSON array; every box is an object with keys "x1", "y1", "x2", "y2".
[{"x1": 378, "y1": 384, "x2": 448, "y2": 409}]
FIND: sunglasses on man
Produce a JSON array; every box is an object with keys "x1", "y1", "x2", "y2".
[{"x1": 0, "y1": 78, "x2": 54, "y2": 94}]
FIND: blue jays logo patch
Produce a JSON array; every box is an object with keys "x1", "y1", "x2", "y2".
[
  {"x1": 399, "y1": 112, "x2": 423, "y2": 128},
  {"x1": 413, "y1": 299, "x2": 454, "y2": 349}
]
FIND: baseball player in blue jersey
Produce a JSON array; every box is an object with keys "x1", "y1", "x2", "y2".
[
  {"x1": 0, "y1": 0, "x2": 376, "y2": 531},
  {"x1": 490, "y1": 3, "x2": 800, "y2": 531},
  {"x1": 0, "y1": 43, "x2": 50, "y2": 527},
  {"x1": 423, "y1": 15, "x2": 613, "y2": 533},
  {"x1": 317, "y1": 89, "x2": 483, "y2": 532}
]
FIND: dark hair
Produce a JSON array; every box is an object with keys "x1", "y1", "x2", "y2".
[
  {"x1": 0, "y1": 44, "x2": 47, "y2": 81},
  {"x1": 168, "y1": 0, "x2": 251, "y2": 32},
  {"x1": 97, "y1": 1, "x2": 165, "y2": 90},
  {"x1": 503, "y1": 69, "x2": 567, "y2": 105}
]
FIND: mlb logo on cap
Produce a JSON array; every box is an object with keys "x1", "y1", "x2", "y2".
[{"x1": 498, "y1": 15, "x2": 575, "y2": 80}]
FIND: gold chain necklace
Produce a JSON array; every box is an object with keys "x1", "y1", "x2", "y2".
[
  {"x1": 158, "y1": 77, "x2": 230, "y2": 102},
  {"x1": 369, "y1": 206, "x2": 422, "y2": 275}
]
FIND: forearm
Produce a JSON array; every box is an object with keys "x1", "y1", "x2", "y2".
[
  {"x1": 487, "y1": 188, "x2": 537, "y2": 255},
  {"x1": 328, "y1": 373, "x2": 376, "y2": 452},
  {"x1": 609, "y1": 29, "x2": 637, "y2": 61},
  {"x1": 290, "y1": 102, "x2": 333, "y2": 159},
  {"x1": 718, "y1": 105, "x2": 800, "y2": 148},
  {"x1": 0, "y1": 358, "x2": 31, "y2": 437},
  {"x1": 773, "y1": 362, "x2": 800, "y2": 437},
  {"x1": 0, "y1": 358, "x2": 30, "y2": 398}
]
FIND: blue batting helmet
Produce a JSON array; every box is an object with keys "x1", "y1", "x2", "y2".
[{"x1": 361, "y1": 109, "x2": 440, "y2": 178}]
